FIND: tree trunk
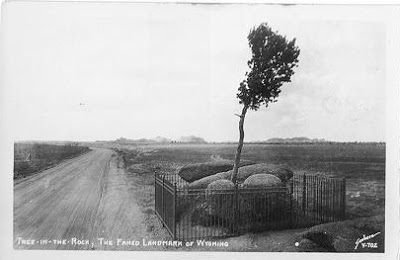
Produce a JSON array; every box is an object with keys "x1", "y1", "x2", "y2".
[{"x1": 231, "y1": 105, "x2": 248, "y2": 184}]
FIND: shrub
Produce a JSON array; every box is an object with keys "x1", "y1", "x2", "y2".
[{"x1": 178, "y1": 160, "x2": 255, "y2": 183}]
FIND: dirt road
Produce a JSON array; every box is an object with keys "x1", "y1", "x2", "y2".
[{"x1": 14, "y1": 148, "x2": 153, "y2": 250}]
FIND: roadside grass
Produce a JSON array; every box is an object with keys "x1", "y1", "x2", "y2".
[
  {"x1": 295, "y1": 214, "x2": 384, "y2": 252},
  {"x1": 14, "y1": 143, "x2": 91, "y2": 180}
]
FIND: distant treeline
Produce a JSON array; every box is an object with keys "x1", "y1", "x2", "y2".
[
  {"x1": 91, "y1": 139, "x2": 385, "y2": 146},
  {"x1": 95, "y1": 136, "x2": 385, "y2": 146},
  {"x1": 209, "y1": 141, "x2": 386, "y2": 146}
]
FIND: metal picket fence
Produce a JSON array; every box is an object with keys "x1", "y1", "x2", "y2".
[
  {"x1": 290, "y1": 174, "x2": 346, "y2": 227},
  {"x1": 155, "y1": 173, "x2": 345, "y2": 240}
]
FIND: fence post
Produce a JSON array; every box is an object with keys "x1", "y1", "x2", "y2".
[
  {"x1": 234, "y1": 183, "x2": 239, "y2": 236},
  {"x1": 302, "y1": 173, "x2": 306, "y2": 214},
  {"x1": 288, "y1": 185, "x2": 293, "y2": 228},
  {"x1": 290, "y1": 178, "x2": 295, "y2": 227},
  {"x1": 290, "y1": 179, "x2": 294, "y2": 195},
  {"x1": 340, "y1": 178, "x2": 346, "y2": 220},
  {"x1": 162, "y1": 175, "x2": 165, "y2": 227},
  {"x1": 173, "y1": 182, "x2": 177, "y2": 240}
]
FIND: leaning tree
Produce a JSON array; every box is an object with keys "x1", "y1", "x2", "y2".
[{"x1": 231, "y1": 23, "x2": 300, "y2": 184}]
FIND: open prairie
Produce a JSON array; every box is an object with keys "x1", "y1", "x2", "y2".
[{"x1": 114, "y1": 142, "x2": 385, "y2": 219}]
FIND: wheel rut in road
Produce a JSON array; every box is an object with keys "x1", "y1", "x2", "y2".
[{"x1": 14, "y1": 148, "x2": 151, "y2": 250}]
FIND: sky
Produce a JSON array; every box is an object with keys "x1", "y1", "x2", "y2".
[{"x1": 2, "y1": 2, "x2": 389, "y2": 142}]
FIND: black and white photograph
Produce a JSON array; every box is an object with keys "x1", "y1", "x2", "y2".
[{"x1": 0, "y1": 1, "x2": 399, "y2": 259}]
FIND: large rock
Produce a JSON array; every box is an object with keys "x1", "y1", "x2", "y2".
[
  {"x1": 205, "y1": 179, "x2": 236, "y2": 221},
  {"x1": 178, "y1": 160, "x2": 255, "y2": 183},
  {"x1": 205, "y1": 179, "x2": 235, "y2": 202},
  {"x1": 188, "y1": 173, "x2": 225, "y2": 190},
  {"x1": 231, "y1": 163, "x2": 294, "y2": 183},
  {"x1": 188, "y1": 163, "x2": 293, "y2": 189},
  {"x1": 206, "y1": 179, "x2": 235, "y2": 191},
  {"x1": 240, "y1": 174, "x2": 288, "y2": 228},
  {"x1": 243, "y1": 174, "x2": 283, "y2": 188}
]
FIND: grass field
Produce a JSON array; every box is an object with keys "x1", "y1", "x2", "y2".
[
  {"x1": 13, "y1": 141, "x2": 384, "y2": 251},
  {"x1": 114, "y1": 142, "x2": 385, "y2": 219},
  {"x1": 14, "y1": 142, "x2": 91, "y2": 180}
]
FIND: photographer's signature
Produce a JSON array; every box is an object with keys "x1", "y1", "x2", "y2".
[{"x1": 354, "y1": 232, "x2": 380, "y2": 250}]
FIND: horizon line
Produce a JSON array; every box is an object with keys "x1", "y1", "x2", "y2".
[{"x1": 13, "y1": 139, "x2": 386, "y2": 143}]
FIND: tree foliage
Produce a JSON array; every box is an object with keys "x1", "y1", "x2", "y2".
[
  {"x1": 231, "y1": 23, "x2": 300, "y2": 184},
  {"x1": 237, "y1": 23, "x2": 300, "y2": 110}
]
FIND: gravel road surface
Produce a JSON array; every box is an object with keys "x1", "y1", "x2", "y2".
[{"x1": 14, "y1": 148, "x2": 152, "y2": 250}]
